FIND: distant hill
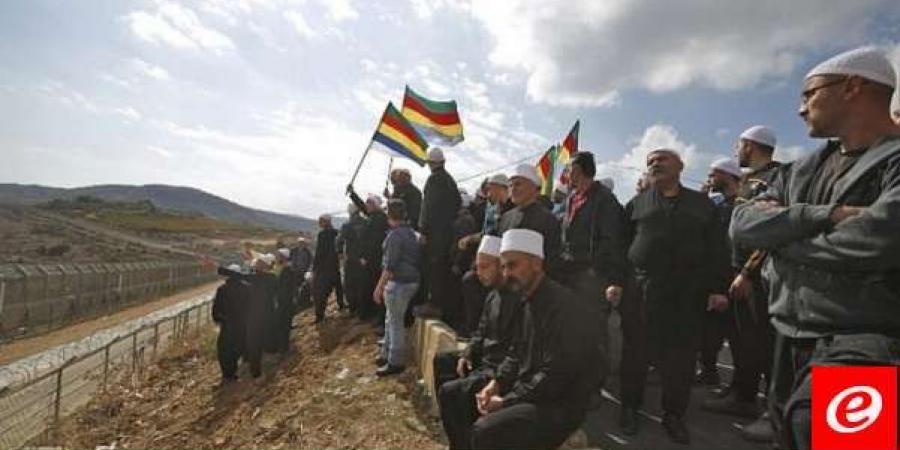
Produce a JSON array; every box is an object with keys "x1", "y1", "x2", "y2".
[{"x1": 0, "y1": 183, "x2": 316, "y2": 232}]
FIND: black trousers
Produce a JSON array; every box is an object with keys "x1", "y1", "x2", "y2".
[
  {"x1": 769, "y1": 332, "x2": 900, "y2": 450},
  {"x1": 730, "y1": 277, "x2": 773, "y2": 402},
  {"x1": 274, "y1": 300, "x2": 294, "y2": 352},
  {"x1": 335, "y1": 268, "x2": 346, "y2": 308},
  {"x1": 460, "y1": 270, "x2": 488, "y2": 338},
  {"x1": 698, "y1": 307, "x2": 733, "y2": 376},
  {"x1": 470, "y1": 403, "x2": 582, "y2": 450},
  {"x1": 216, "y1": 326, "x2": 242, "y2": 379},
  {"x1": 358, "y1": 263, "x2": 381, "y2": 320},
  {"x1": 434, "y1": 350, "x2": 464, "y2": 398},
  {"x1": 556, "y1": 267, "x2": 611, "y2": 389},
  {"x1": 244, "y1": 310, "x2": 266, "y2": 377},
  {"x1": 620, "y1": 274, "x2": 704, "y2": 416},
  {"x1": 314, "y1": 269, "x2": 340, "y2": 320},
  {"x1": 438, "y1": 370, "x2": 490, "y2": 450}
]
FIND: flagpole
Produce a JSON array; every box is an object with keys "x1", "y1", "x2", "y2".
[
  {"x1": 384, "y1": 157, "x2": 394, "y2": 192},
  {"x1": 348, "y1": 105, "x2": 389, "y2": 192}
]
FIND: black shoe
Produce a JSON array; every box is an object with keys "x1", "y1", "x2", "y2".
[
  {"x1": 619, "y1": 407, "x2": 639, "y2": 435},
  {"x1": 695, "y1": 369, "x2": 720, "y2": 386},
  {"x1": 662, "y1": 413, "x2": 690, "y2": 445},
  {"x1": 374, "y1": 356, "x2": 388, "y2": 367},
  {"x1": 376, "y1": 364, "x2": 405, "y2": 377},
  {"x1": 701, "y1": 393, "x2": 758, "y2": 418}
]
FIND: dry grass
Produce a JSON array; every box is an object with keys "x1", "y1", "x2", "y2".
[{"x1": 43, "y1": 305, "x2": 445, "y2": 450}]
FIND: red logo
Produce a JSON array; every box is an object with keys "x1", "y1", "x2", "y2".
[{"x1": 812, "y1": 366, "x2": 897, "y2": 450}]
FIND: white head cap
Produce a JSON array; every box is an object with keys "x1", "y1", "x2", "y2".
[
  {"x1": 460, "y1": 192, "x2": 472, "y2": 208},
  {"x1": 297, "y1": 236, "x2": 308, "y2": 243},
  {"x1": 366, "y1": 194, "x2": 383, "y2": 208},
  {"x1": 805, "y1": 46, "x2": 896, "y2": 88},
  {"x1": 510, "y1": 163, "x2": 542, "y2": 187},
  {"x1": 278, "y1": 248, "x2": 290, "y2": 258},
  {"x1": 226, "y1": 264, "x2": 242, "y2": 272},
  {"x1": 427, "y1": 147, "x2": 445, "y2": 163},
  {"x1": 500, "y1": 229, "x2": 544, "y2": 260},
  {"x1": 487, "y1": 173, "x2": 509, "y2": 187},
  {"x1": 599, "y1": 177, "x2": 615, "y2": 191},
  {"x1": 710, "y1": 157, "x2": 743, "y2": 178},
  {"x1": 477, "y1": 235, "x2": 502, "y2": 258},
  {"x1": 739, "y1": 125, "x2": 777, "y2": 148},
  {"x1": 259, "y1": 253, "x2": 276, "y2": 265}
]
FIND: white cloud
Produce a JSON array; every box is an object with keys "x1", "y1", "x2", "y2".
[
  {"x1": 466, "y1": 0, "x2": 890, "y2": 106},
  {"x1": 130, "y1": 58, "x2": 171, "y2": 81},
  {"x1": 283, "y1": 10, "x2": 318, "y2": 40},
  {"x1": 114, "y1": 106, "x2": 142, "y2": 121},
  {"x1": 124, "y1": 2, "x2": 235, "y2": 53},
  {"x1": 147, "y1": 145, "x2": 174, "y2": 158},
  {"x1": 319, "y1": 0, "x2": 359, "y2": 22}
]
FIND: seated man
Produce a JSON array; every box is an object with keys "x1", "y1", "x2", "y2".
[
  {"x1": 444, "y1": 229, "x2": 602, "y2": 450},
  {"x1": 436, "y1": 236, "x2": 522, "y2": 449}
]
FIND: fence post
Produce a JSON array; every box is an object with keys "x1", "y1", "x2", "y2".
[
  {"x1": 131, "y1": 332, "x2": 138, "y2": 374},
  {"x1": 102, "y1": 344, "x2": 110, "y2": 392},
  {"x1": 52, "y1": 367, "x2": 63, "y2": 440},
  {"x1": 153, "y1": 322, "x2": 160, "y2": 358}
]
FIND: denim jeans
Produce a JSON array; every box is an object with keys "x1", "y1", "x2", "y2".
[{"x1": 382, "y1": 281, "x2": 419, "y2": 366}]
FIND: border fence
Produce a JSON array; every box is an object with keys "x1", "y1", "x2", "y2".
[
  {"x1": 0, "y1": 261, "x2": 216, "y2": 342},
  {"x1": 0, "y1": 298, "x2": 214, "y2": 449}
]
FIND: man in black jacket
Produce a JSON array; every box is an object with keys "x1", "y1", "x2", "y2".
[
  {"x1": 499, "y1": 164, "x2": 561, "y2": 276},
  {"x1": 614, "y1": 149, "x2": 731, "y2": 444},
  {"x1": 418, "y1": 147, "x2": 462, "y2": 320},
  {"x1": 275, "y1": 249, "x2": 298, "y2": 352},
  {"x1": 469, "y1": 229, "x2": 602, "y2": 450},
  {"x1": 337, "y1": 203, "x2": 366, "y2": 316},
  {"x1": 219, "y1": 257, "x2": 278, "y2": 378},
  {"x1": 559, "y1": 151, "x2": 628, "y2": 391},
  {"x1": 731, "y1": 47, "x2": 900, "y2": 450},
  {"x1": 212, "y1": 264, "x2": 250, "y2": 382},
  {"x1": 385, "y1": 168, "x2": 423, "y2": 231},
  {"x1": 359, "y1": 195, "x2": 389, "y2": 322},
  {"x1": 312, "y1": 214, "x2": 340, "y2": 323},
  {"x1": 436, "y1": 236, "x2": 522, "y2": 450}
]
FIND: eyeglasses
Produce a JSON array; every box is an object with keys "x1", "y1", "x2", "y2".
[{"x1": 801, "y1": 77, "x2": 846, "y2": 104}]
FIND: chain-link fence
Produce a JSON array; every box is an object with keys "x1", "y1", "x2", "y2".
[
  {"x1": 0, "y1": 300, "x2": 213, "y2": 449},
  {"x1": 0, "y1": 261, "x2": 216, "y2": 342}
]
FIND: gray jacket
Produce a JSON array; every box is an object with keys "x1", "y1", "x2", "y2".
[{"x1": 731, "y1": 137, "x2": 900, "y2": 338}]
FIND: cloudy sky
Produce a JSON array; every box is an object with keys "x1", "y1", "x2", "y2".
[{"x1": 2, "y1": 0, "x2": 899, "y2": 218}]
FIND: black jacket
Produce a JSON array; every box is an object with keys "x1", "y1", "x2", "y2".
[
  {"x1": 391, "y1": 183, "x2": 423, "y2": 230},
  {"x1": 463, "y1": 288, "x2": 522, "y2": 375},
  {"x1": 212, "y1": 277, "x2": 250, "y2": 337},
  {"x1": 561, "y1": 180, "x2": 628, "y2": 287},
  {"x1": 499, "y1": 201, "x2": 561, "y2": 273},
  {"x1": 360, "y1": 210, "x2": 389, "y2": 268},
  {"x1": 495, "y1": 277, "x2": 602, "y2": 416},
  {"x1": 313, "y1": 227, "x2": 339, "y2": 274},
  {"x1": 419, "y1": 167, "x2": 461, "y2": 251},
  {"x1": 624, "y1": 186, "x2": 731, "y2": 295},
  {"x1": 732, "y1": 137, "x2": 900, "y2": 337},
  {"x1": 337, "y1": 213, "x2": 367, "y2": 260}
]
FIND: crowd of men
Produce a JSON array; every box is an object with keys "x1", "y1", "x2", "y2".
[{"x1": 212, "y1": 46, "x2": 900, "y2": 449}]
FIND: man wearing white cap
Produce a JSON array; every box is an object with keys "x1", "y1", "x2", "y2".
[
  {"x1": 498, "y1": 164, "x2": 561, "y2": 273},
  {"x1": 697, "y1": 158, "x2": 743, "y2": 389},
  {"x1": 708, "y1": 127, "x2": 785, "y2": 441},
  {"x1": 464, "y1": 229, "x2": 601, "y2": 450},
  {"x1": 418, "y1": 146, "x2": 463, "y2": 321},
  {"x1": 212, "y1": 264, "x2": 251, "y2": 383},
  {"x1": 614, "y1": 148, "x2": 731, "y2": 444},
  {"x1": 312, "y1": 213, "x2": 344, "y2": 323},
  {"x1": 732, "y1": 46, "x2": 900, "y2": 450},
  {"x1": 437, "y1": 235, "x2": 524, "y2": 449}
]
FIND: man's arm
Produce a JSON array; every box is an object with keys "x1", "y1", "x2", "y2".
[
  {"x1": 591, "y1": 191, "x2": 628, "y2": 286},
  {"x1": 777, "y1": 182, "x2": 900, "y2": 271}
]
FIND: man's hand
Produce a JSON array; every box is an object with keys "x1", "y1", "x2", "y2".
[
  {"x1": 478, "y1": 396, "x2": 504, "y2": 415},
  {"x1": 383, "y1": 187, "x2": 391, "y2": 198},
  {"x1": 830, "y1": 205, "x2": 864, "y2": 224},
  {"x1": 359, "y1": 258, "x2": 367, "y2": 267},
  {"x1": 729, "y1": 274, "x2": 752, "y2": 301},
  {"x1": 707, "y1": 294, "x2": 729, "y2": 312},
  {"x1": 456, "y1": 357, "x2": 473, "y2": 378},
  {"x1": 605, "y1": 285, "x2": 623, "y2": 303},
  {"x1": 752, "y1": 199, "x2": 782, "y2": 210},
  {"x1": 373, "y1": 283, "x2": 384, "y2": 305}
]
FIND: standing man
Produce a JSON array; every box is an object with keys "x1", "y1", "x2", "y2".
[
  {"x1": 418, "y1": 147, "x2": 462, "y2": 319},
  {"x1": 385, "y1": 168, "x2": 423, "y2": 231},
  {"x1": 359, "y1": 195, "x2": 389, "y2": 323},
  {"x1": 291, "y1": 236, "x2": 313, "y2": 309},
  {"x1": 614, "y1": 149, "x2": 731, "y2": 444},
  {"x1": 212, "y1": 264, "x2": 250, "y2": 383},
  {"x1": 274, "y1": 249, "x2": 298, "y2": 352},
  {"x1": 467, "y1": 229, "x2": 602, "y2": 450},
  {"x1": 498, "y1": 164, "x2": 561, "y2": 275},
  {"x1": 337, "y1": 203, "x2": 366, "y2": 317},
  {"x1": 731, "y1": 47, "x2": 900, "y2": 450},
  {"x1": 696, "y1": 157, "x2": 743, "y2": 388},
  {"x1": 560, "y1": 151, "x2": 628, "y2": 391},
  {"x1": 712, "y1": 127, "x2": 784, "y2": 442},
  {"x1": 312, "y1": 214, "x2": 341, "y2": 323}
]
